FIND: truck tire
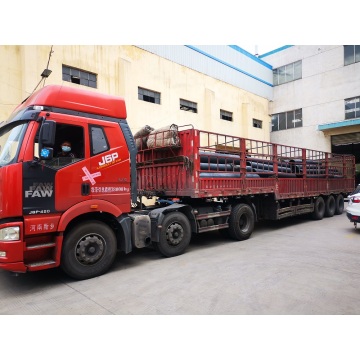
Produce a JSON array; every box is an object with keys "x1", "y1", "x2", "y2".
[
  {"x1": 153, "y1": 212, "x2": 191, "y2": 257},
  {"x1": 324, "y1": 195, "x2": 336, "y2": 217},
  {"x1": 335, "y1": 194, "x2": 344, "y2": 215},
  {"x1": 228, "y1": 203, "x2": 254, "y2": 241},
  {"x1": 61, "y1": 220, "x2": 117, "y2": 280},
  {"x1": 311, "y1": 196, "x2": 325, "y2": 220}
]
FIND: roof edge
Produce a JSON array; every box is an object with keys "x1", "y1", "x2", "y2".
[{"x1": 259, "y1": 45, "x2": 294, "y2": 58}]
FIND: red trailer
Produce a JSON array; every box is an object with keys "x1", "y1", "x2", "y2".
[
  {"x1": 136, "y1": 125, "x2": 354, "y2": 225},
  {"x1": 0, "y1": 85, "x2": 355, "y2": 280}
]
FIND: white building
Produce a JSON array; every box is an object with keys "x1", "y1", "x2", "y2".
[{"x1": 262, "y1": 45, "x2": 360, "y2": 183}]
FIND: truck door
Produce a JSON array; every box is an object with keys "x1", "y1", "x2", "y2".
[
  {"x1": 88, "y1": 123, "x2": 131, "y2": 214},
  {"x1": 52, "y1": 120, "x2": 91, "y2": 211},
  {"x1": 23, "y1": 118, "x2": 90, "y2": 215}
]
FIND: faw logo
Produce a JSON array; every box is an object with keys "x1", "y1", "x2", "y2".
[
  {"x1": 25, "y1": 182, "x2": 54, "y2": 198},
  {"x1": 98, "y1": 152, "x2": 119, "y2": 167}
]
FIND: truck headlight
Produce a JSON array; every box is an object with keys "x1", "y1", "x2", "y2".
[{"x1": 0, "y1": 226, "x2": 20, "y2": 241}]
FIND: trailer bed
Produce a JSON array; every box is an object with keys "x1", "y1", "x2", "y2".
[{"x1": 136, "y1": 126, "x2": 355, "y2": 200}]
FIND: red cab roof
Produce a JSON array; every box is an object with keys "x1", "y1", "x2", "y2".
[{"x1": 18, "y1": 85, "x2": 127, "y2": 119}]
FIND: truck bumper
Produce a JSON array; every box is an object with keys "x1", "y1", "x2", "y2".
[
  {"x1": 0, "y1": 261, "x2": 27, "y2": 272},
  {"x1": 0, "y1": 240, "x2": 26, "y2": 272}
]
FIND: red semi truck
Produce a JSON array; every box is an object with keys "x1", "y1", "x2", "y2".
[{"x1": 0, "y1": 85, "x2": 355, "y2": 280}]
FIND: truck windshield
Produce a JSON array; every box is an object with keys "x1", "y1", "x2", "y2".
[{"x1": 0, "y1": 122, "x2": 28, "y2": 166}]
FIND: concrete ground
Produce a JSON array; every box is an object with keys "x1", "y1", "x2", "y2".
[{"x1": 1, "y1": 207, "x2": 360, "y2": 315}]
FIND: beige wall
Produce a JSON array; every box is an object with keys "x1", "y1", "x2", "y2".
[
  {"x1": 0, "y1": 45, "x2": 22, "y2": 117},
  {"x1": 0, "y1": 45, "x2": 270, "y2": 141}
]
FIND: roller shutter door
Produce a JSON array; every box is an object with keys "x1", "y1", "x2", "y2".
[{"x1": 331, "y1": 132, "x2": 360, "y2": 145}]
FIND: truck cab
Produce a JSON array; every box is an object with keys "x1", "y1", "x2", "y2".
[{"x1": 0, "y1": 85, "x2": 138, "y2": 279}]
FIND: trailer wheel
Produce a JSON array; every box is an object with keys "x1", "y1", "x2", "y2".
[
  {"x1": 61, "y1": 221, "x2": 117, "y2": 280},
  {"x1": 311, "y1": 196, "x2": 325, "y2": 220},
  {"x1": 228, "y1": 203, "x2": 255, "y2": 241},
  {"x1": 154, "y1": 212, "x2": 191, "y2": 257},
  {"x1": 324, "y1": 195, "x2": 336, "y2": 217},
  {"x1": 334, "y1": 194, "x2": 344, "y2": 215}
]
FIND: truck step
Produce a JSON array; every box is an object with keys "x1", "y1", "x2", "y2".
[
  {"x1": 26, "y1": 242, "x2": 56, "y2": 250},
  {"x1": 195, "y1": 210, "x2": 231, "y2": 220},
  {"x1": 27, "y1": 260, "x2": 56, "y2": 268},
  {"x1": 198, "y1": 223, "x2": 229, "y2": 233}
]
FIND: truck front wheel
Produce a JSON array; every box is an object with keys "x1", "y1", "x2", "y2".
[
  {"x1": 228, "y1": 203, "x2": 255, "y2": 241},
  {"x1": 61, "y1": 220, "x2": 117, "y2": 280},
  {"x1": 153, "y1": 212, "x2": 191, "y2": 257}
]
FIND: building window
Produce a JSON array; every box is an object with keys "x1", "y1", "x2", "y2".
[
  {"x1": 180, "y1": 99, "x2": 197, "y2": 113},
  {"x1": 271, "y1": 109, "x2": 302, "y2": 132},
  {"x1": 138, "y1": 87, "x2": 160, "y2": 104},
  {"x1": 62, "y1": 65, "x2": 97, "y2": 88},
  {"x1": 344, "y1": 45, "x2": 360, "y2": 66},
  {"x1": 273, "y1": 60, "x2": 302, "y2": 86},
  {"x1": 253, "y1": 119, "x2": 262, "y2": 128},
  {"x1": 345, "y1": 96, "x2": 360, "y2": 119},
  {"x1": 220, "y1": 109, "x2": 233, "y2": 121}
]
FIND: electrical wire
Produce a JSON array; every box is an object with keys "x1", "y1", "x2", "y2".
[{"x1": 30, "y1": 45, "x2": 54, "y2": 95}]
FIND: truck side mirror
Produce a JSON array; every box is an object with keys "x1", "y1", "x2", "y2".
[
  {"x1": 39, "y1": 120, "x2": 56, "y2": 146},
  {"x1": 39, "y1": 120, "x2": 56, "y2": 160}
]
